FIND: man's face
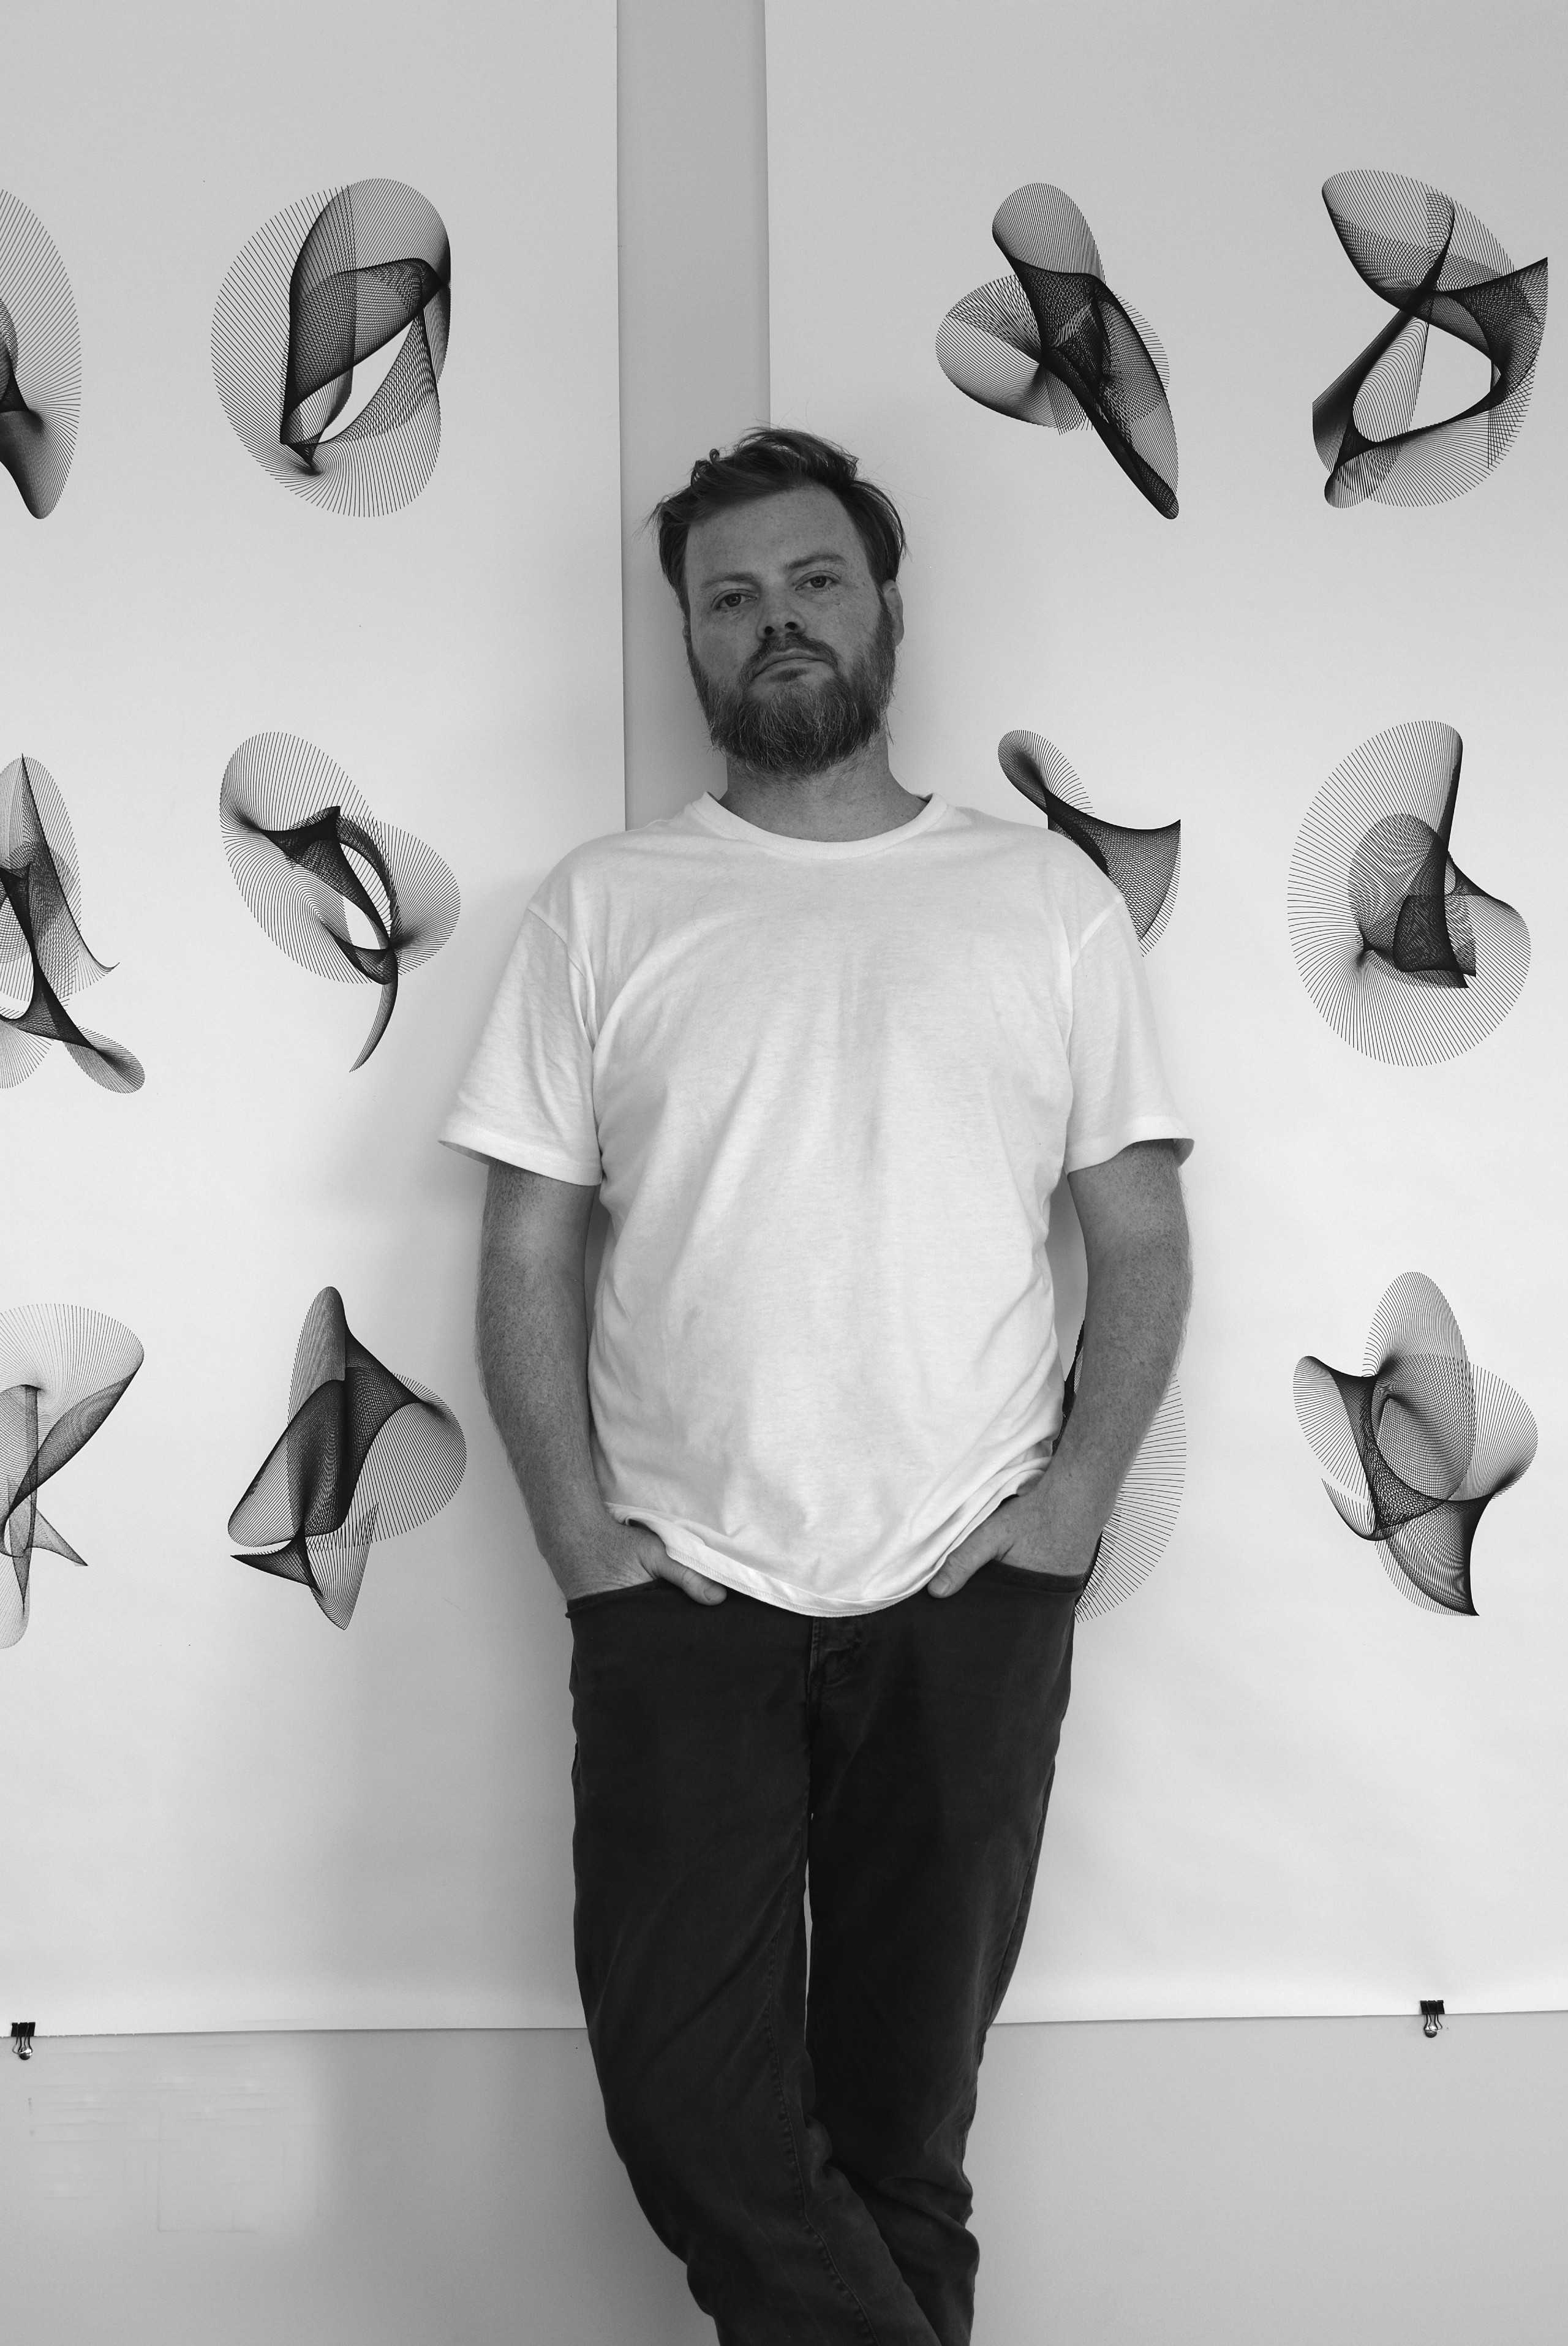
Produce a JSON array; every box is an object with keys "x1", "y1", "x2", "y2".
[{"x1": 682, "y1": 485, "x2": 903, "y2": 777}]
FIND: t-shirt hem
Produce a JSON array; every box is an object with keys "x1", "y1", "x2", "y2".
[
  {"x1": 437, "y1": 1121, "x2": 602, "y2": 1183},
  {"x1": 1063, "y1": 1118, "x2": 1194, "y2": 1172},
  {"x1": 609, "y1": 1534, "x2": 931, "y2": 1615},
  {"x1": 605, "y1": 1457, "x2": 1054, "y2": 1615}
]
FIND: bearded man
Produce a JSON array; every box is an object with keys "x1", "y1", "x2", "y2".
[{"x1": 440, "y1": 426, "x2": 1193, "y2": 2345}]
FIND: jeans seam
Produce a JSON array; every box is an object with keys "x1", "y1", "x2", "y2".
[
  {"x1": 977, "y1": 1782, "x2": 1052, "y2": 2060},
  {"x1": 762, "y1": 1809, "x2": 888, "y2": 2344},
  {"x1": 976, "y1": 1616, "x2": 1074, "y2": 2039}
]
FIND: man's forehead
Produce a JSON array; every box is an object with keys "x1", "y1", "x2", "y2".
[{"x1": 687, "y1": 487, "x2": 863, "y2": 586}]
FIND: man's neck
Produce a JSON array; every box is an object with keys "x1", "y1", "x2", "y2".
[{"x1": 718, "y1": 743, "x2": 929, "y2": 841}]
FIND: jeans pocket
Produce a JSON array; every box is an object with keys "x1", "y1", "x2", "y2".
[
  {"x1": 986, "y1": 1560, "x2": 1093, "y2": 1595},
  {"x1": 564, "y1": 1577, "x2": 668, "y2": 1618}
]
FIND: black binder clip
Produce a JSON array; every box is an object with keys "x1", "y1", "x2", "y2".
[
  {"x1": 11, "y1": 2021, "x2": 35, "y2": 2060},
  {"x1": 1420, "y1": 1999, "x2": 1445, "y2": 2039}
]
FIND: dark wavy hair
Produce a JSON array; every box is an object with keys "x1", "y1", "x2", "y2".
[{"x1": 650, "y1": 426, "x2": 908, "y2": 617}]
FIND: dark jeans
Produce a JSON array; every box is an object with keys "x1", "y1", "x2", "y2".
[{"x1": 565, "y1": 1556, "x2": 1085, "y2": 2344}]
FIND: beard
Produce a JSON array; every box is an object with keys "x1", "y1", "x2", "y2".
[{"x1": 686, "y1": 603, "x2": 898, "y2": 778}]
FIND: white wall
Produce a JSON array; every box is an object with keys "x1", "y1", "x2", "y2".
[
  {"x1": 2, "y1": 7, "x2": 1563, "y2": 2342},
  {"x1": 617, "y1": 0, "x2": 771, "y2": 823}
]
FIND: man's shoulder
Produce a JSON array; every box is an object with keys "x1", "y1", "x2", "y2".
[
  {"x1": 533, "y1": 799, "x2": 708, "y2": 899},
  {"x1": 941, "y1": 797, "x2": 1127, "y2": 924}
]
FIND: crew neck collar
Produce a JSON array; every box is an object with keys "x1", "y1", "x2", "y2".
[{"x1": 686, "y1": 790, "x2": 950, "y2": 859}]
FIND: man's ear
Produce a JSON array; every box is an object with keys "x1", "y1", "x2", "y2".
[{"x1": 882, "y1": 578, "x2": 905, "y2": 649}]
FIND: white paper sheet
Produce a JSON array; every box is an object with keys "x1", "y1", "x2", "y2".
[
  {"x1": 0, "y1": 0, "x2": 623, "y2": 2031},
  {"x1": 766, "y1": 0, "x2": 1568, "y2": 2016}
]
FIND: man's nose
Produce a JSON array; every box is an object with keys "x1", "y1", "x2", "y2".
[{"x1": 758, "y1": 601, "x2": 803, "y2": 636}]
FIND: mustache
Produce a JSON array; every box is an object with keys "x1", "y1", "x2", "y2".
[{"x1": 746, "y1": 638, "x2": 840, "y2": 682}]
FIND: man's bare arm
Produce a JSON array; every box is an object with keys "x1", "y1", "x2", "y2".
[
  {"x1": 475, "y1": 1161, "x2": 612, "y2": 1589},
  {"x1": 475, "y1": 1160, "x2": 728, "y2": 1605},
  {"x1": 927, "y1": 1138, "x2": 1191, "y2": 1593},
  {"x1": 1047, "y1": 1137, "x2": 1192, "y2": 1538}
]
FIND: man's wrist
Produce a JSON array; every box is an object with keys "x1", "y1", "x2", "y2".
[
  {"x1": 1022, "y1": 1449, "x2": 1114, "y2": 1539},
  {"x1": 541, "y1": 1501, "x2": 620, "y2": 1578}
]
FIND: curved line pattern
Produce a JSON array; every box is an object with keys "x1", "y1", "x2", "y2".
[
  {"x1": 219, "y1": 733, "x2": 459, "y2": 1068},
  {"x1": 0, "y1": 1304, "x2": 143, "y2": 1649},
  {"x1": 937, "y1": 182, "x2": 1178, "y2": 516},
  {"x1": 229, "y1": 1288, "x2": 466, "y2": 1631},
  {"x1": 1287, "y1": 720, "x2": 1528, "y2": 1064},
  {"x1": 0, "y1": 189, "x2": 79, "y2": 519},
  {"x1": 1294, "y1": 1273, "x2": 1535, "y2": 1615},
  {"x1": 1060, "y1": 1331, "x2": 1185, "y2": 1620},
  {"x1": 999, "y1": 730, "x2": 1181, "y2": 950},
  {"x1": 0, "y1": 753, "x2": 143, "y2": 1092},
  {"x1": 212, "y1": 178, "x2": 451, "y2": 515},
  {"x1": 1314, "y1": 169, "x2": 1547, "y2": 508}
]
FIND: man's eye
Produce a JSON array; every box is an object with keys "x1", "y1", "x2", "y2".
[
  {"x1": 714, "y1": 591, "x2": 748, "y2": 610},
  {"x1": 803, "y1": 573, "x2": 836, "y2": 589}
]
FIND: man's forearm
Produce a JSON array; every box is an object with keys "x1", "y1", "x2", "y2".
[
  {"x1": 477, "y1": 1258, "x2": 613, "y2": 1580},
  {"x1": 1046, "y1": 1233, "x2": 1191, "y2": 1531}
]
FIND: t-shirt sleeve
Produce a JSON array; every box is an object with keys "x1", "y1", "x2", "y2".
[
  {"x1": 1062, "y1": 894, "x2": 1193, "y2": 1173},
  {"x1": 437, "y1": 906, "x2": 603, "y2": 1183}
]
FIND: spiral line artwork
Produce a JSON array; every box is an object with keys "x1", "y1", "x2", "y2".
[
  {"x1": 1287, "y1": 720, "x2": 1528, "y2": 1065},
  {"x1": 1294, "y1": 1275, "x2": 1534, "y2": 1616},
  {"x1": 1060, "y1": 1333, "x2": 1185, "y2": 1620},
  {"x1": 1, "y1": 1305, "x2": 143, "y2": 1649},
  {"x1": 999, "y1": 730, "x2": 1180, "y2": 950},
  {"x1": 0, "y1": 754, "x2": 143, "y2": 1093},
  {"x1": 220, "y1": 733, "x2": 459, "y2": 1069},
  {"x1": 0, "y1": 190, "x2": 79, "y2": 519},
  {"x1": 212, "y1": 179, "x2": 451, "y2": 515},
  {"x1": 230, "y1": 1288, "x2": 466, "y2": 1631},
  {"x1": 1314, "y1": 170, "x2": 1547, "y2": 509},
  {"x1": 937, "y1": 183, "x2": 1178, "y2": 517}
]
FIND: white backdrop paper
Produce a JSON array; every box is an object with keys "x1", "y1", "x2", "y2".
[
  {"x1": 767, "y1": 0, "x2": 1568, "y2": 2016},
  {"x1": 1, "y1": 0, "x2": 622, "y2": 2031}
]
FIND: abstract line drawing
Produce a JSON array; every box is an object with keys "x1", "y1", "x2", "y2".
[
  {"x1": 1061, "y1": 1334, "x2": 1184, "y2": 1620},
  {"x1": 937, "y1": 182, "x2": 1178, "y2": 517},
  {"x1": 230, "y1": 1287, "x2": 466, "y2": 1631},
  {"x1": 0, "y1": 189, "x2": 80, "y2": 519},
  {"x1": 1294, "y1": 1273, "x2": 1535, "y2": 1616},
  {"x1": 1, "y1": 1305, "x2": 143, "y2": 1649},
  {"x1": 212, "y1": 179, "x2": 451, "y2": 515},
  {"x1": 219, "y1": 732, "x2": 459, "y2": 1069},
  {"x1": 1287, "y1": 720, "x2": 1528, "y2": 1064},
  {"x1": 1314, "y1": 169, "x2": 1547, "y2": 508},
  {"x1": 999, "y1": 730, "x2": 1180, "y2": 951},
  {"x1": 1, "y1": 753, "x2": 143, "y2": 1093}
]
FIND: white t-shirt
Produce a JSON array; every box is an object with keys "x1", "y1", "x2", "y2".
[{"x1": 440, "y1": 789, "x2": 1192, "y2": 1615}]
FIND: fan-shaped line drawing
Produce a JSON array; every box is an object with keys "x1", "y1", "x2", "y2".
[
  {"x1": 1, "y1": 1305, "x2": 143, "y2": 1648},
  {"x1": 999, "y1": 730, "x2": 1180, "y2": 951},
  {"x1": 1058, "y1": 1331, "x2": 1184, "y2": 1620},
  {"x1": 1314, "y1": 168, "x2": 1547, "y2": 509},
  {"x1": 220, "y1": 733, "x2": 459, "y2": 1069},
  {"x1": 0, "y1": 753, "x2": 143, "y2": 1093},
  {"x1": 937, "y1": 182, "x2": 1178, "y2": 517},
  {"x1": 229, "y1": 1287, "x2": 465, "y2": 1631},
  {"x1": 1287, "y1": 719, "x2": 1528, "y2": 1065},
  {"x1": 212, "y1": 178, "x2": 451, "y2": 516},
  {"x1": 1294, "y1": 1273, "x2": 1534, "y2": 1615},
  {"x1": 0, "y1": 189, "x2": 79, "y2": 519}
]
